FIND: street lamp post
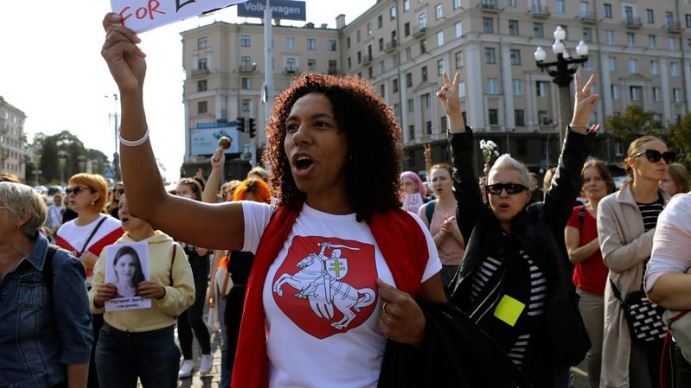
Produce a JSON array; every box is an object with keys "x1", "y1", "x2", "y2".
[{"x1": 534, "y1": 26, "x2": 589, "y2": 146}]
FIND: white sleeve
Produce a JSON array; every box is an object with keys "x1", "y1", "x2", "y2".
[
  {"x1": 408, "y1": 211, "x2": 443, "y2": 282},
  {"x1": 645, "y1": 195, "x2": 691, "y2": 292},
  {"x1": 241, "y1": 201, "x2": 274, "y2": 254}
]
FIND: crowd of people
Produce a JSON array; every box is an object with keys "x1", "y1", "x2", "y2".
[{"x1": 1, "y1": 12, "x2": 691, "y2": 388}]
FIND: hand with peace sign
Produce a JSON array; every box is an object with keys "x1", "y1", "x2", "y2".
[
  {"x1": 569, "y1": 73, "x2": 600, "y2": 135},
  {"x1": 436, "y1": 72, "x2": 466, "y2": 134}
]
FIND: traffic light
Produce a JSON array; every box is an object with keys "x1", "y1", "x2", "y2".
[
  {"x1": 236, "y1": 117, "x2": 245, "y2": 132},
  {"x1": 248, "y1": 118, "x2": 256, "y2": 138}
]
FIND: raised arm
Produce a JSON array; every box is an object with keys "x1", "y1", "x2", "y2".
[
  {"x1": 101, "y1": 13, "x2": 243, "y2": 250},
  {"x1": 437, "y1": 73, "x2": 482, "y2": 242},
  {"x1": 543, "y1": 74, "x2": 599, "y2": 231},
  {"x1": 202, "y1": 147, "x2": 225, "y2": 203}
]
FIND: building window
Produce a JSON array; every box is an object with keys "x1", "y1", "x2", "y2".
[
  {"x1": 307, "y1": 39, "x2": 316, "y2": 50},
  {"x1": 405, "y1": 47, "x2": 412, "y2": 61},
  {"x1": 380, "y1": 84, "x2": 386, "y2": 97},
  {"x1": 437, "y1": 31, "x2": 444, "y2": 46},
  {"x1": 538, "y1": 111, "x2": 551, "y2": 125},
  {"x1": 421, "y1": 66, "x2": 428, "y2": 82},
  {"x1": 671, "y1": 62, "x2": 680, "y2": 76},
  {"x1": 437, "y1": 59, "x2": 445, "y2": 76},
  {"x1": 646, "y1": 9, "x2": 654, "y2": 24},
  {"x1": 648, "y1": 35, "x2": 657, "y2": 48},
  {"x1": 533, "y1": 22, "x2": 544, "y2": 38},
  {"x1": 242, "y1": 98, "x2": 251, "y2": 112},
  {"x1": 628, "y1": 58, "x2": 638, "y2": 73},
  {"x1": 379, "y1": 38, "x2": 384, "y2": 51},
  {"x1": 458, "y1": 81, "x2": 466, "y2": 97},
  {"x1": 368, "y1": 67, "x2": 373, "y2": 79},
  {"x1": 487, "y1": 78, "x2": 498, "y2": 94},
  {"x1": 629, "y1": 86, "x2": 642, "y2": 101},
  {"x1": 408, "y1": 125, "x2": 415, "y2": 141},
  {"x1": 367, "y1": 22, "x2": 372, "y2": 36},
  {"x1": 606, "y1": 30, "x2": 615, "y2": 44},
  {"x1": 489, "y1": 109, "x2": 499, "y2": 125},
  {"x1": 485, "y1": 47, "x2": 497, "y2": 64},
  {"x1": 379, "y1": 60, "x2": 385, "y2": 74},
  {"x1": 507, "y1": 0, "x2": 516, "y2": 6},
  {"x1": 347, "y1": 57, "x2": 352, "y2": 69},
  {"x1": 667, "y1": 11, "x2": 674, "y2": 27},
  {"x1": 346, "y1": 37, "x2": 351, "y2": 49},
  {"x1": 242, "y1": 78, "x2": 252, "y2": 89},
  {"x1": 404, "y1": 22, "x2": 410, "y2": 37},
  {"x1": 455, "y1": 51, "x2": 464, "y2": 68},
  {"x1": 357, "y1": 51, "x2": 361, "y2": 63},
  {"x1": 378, "y1": 14, "x2": 383, "y2": 29},
  {"x1": 356, "y1": 30, "x2": 361, "y2": 42},
  {"x1": 240, "y1": 35, "x2": 251, "y2": 47},
  {"x1": 603, "y1": 3, "x2": 612, "y2": 18},
  {"x1": 555, "y1": 0, "x2": 565, "y2": 13},
  {"x1": 390, "y1": 6, "x2": 397, "y2": 19},
  {"x1": 483, "y1": 17, "x2": 494, "y2": 33},
  {"x1": 404, "y1": 0, "x2": 410, "y2": 12},
  {"x1": 392, "y1": 78, "x2": 399, "y2": 93},
  {"x1": 420, "y1": 39, "x2": 427, "y2": 54},
  {"x1": 435, "y1": 4, "x2": 443, "y2": 19},
  {"x1": 673, "y1": 88, "x2": 682, "y2": 102},
  {"x1": 407, "y1": 98, "x2": 414, "y2": 113},
  {"x1": 653, "y1": 87, "x2": 661, "y2": 101},
  {"x1": 509, "y1": 20, "x2": 519, "y2": 36},
  {"x1": 197, "y1": 37, "x2": 207, "y2": 49},
  {"x1": 627, "y1": 33, "x2": 635, "y2": 47},
  {"x1": 583, "y1": 28, "x2": 593, "y2": 43},
  {"x1": 686, "y1": 14, "x2": 691, "y2": 27},
  {"x1": 515, "y1": 109, "x2": 525, "y2": 126},
  {"x1": 241, "y1": 56, "x2": 253, "y2": 68},
  {"x1": 307, "y1": 59, "x2": 316, "y2": 71},
  {"x1": 510, "y1": 49, "x2": 521, "y2": 65},
  {"x1": 327, "y1": 40, "x2": 337, "y2": 51},
  {"x1": 406, "y1": 72, "x2": 413, "y2": 87},
  {"x1": 441, "y1": 116, "x2": 448, "y2": 132},
  {"x1": 536, "y1": 81, "x2": 548, "y2": 97},
  {"x1": 454, "y1": 22, "x2": 463, "y2": 37},
  {"x1": 198, "y1": 58, "x2": 207, "y2": 70},
  {"x1": 650, "y1": 60, "x2": 659, "y2": 75},
  {"x1": 607, "y1": 58, "x2": 617, "y2": 71},
  {"x1": 197, "y1": 101, "x2": 208, "y2": 114},
  {"x1": 197, "y1": 80, "x2": 207, "y2": 92},
  {"x1": 611, "y1": 84, "x2": 620, "y2": 100},
  {"x1": 422, "y1": 94, "x2": 430, "y2": 108},
  {"x1": 512, "y1": 79, "x2": 524, "y2": 95},
  {"x1": 418, "y1": 13, "x2": 427, "y2": 28},
  {"x1": 426, "y1": 121, "x2": 432, "y2": 136},
  {"x1": 669, "y1": 37, "x2": 677, "y2": 50},
  {"x1": 285, "y1": 37, "x2": 295, "y2": 49}
]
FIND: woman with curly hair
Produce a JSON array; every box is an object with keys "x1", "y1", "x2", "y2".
[{"x1": 101, "y1": 13, "x2": 450, "y2": 387}]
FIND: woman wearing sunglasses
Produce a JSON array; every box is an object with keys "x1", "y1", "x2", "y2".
[
  {"x1": 106, "y1": 181, "x2": 125, "y2": 219},
  {"x1": 441, "y1": 71, "x2": 599, "y2": 388},
  {"x1": 54, "y1": 173, "x2": 124, "y2": 388},
  {"x1": 598, "y1": 136, "x2": 674, "y2": 388}
]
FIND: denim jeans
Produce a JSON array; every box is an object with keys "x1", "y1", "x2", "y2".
[{"x1": 95, "y1": 323, "x2": 180, "y2": 388}]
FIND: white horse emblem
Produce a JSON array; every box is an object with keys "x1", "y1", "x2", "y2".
[{"x1": 273, "y1": 242, "x2": 375, "y2": 329}]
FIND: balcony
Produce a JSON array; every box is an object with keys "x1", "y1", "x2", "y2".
[
  {"x1": 667, "y1": 22, "x2": 682, "y2": 33},
  {"x1": 283, "y1": 67, "x2": 299, "y2": 75},
  {"x1": 578, "y1": 11, "x2": 597, "y2": 24},
  {"x1": 479, "y1": 0, "x2": 499, "y2": 12},
  {"x1": 529, "y1": 5, "x2": 550, "y2": 18},
  {"x1": 191, "y1": 68, "x2": 209, "y2": 76},
  {"x1": 385, "y1": 40, "x2": 398, "y2": 53},
  {"x1": 413, "y1": 25, "x2": 428, "y2": 38},
  {"x1": 622, "y1": 16, "x2": 642, "y2": 29},
  {"x1": 239, "y1": 63, "x2": 256, "y2": 73}
]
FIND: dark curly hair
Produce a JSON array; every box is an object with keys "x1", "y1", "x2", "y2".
[{"x1": 264, "y1": 73, "x2": 402, "y2": 222}]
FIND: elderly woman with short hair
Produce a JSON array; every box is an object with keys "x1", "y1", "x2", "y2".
[{"x1": 0, "y1": 182, "x2": 92, "y2": 387}]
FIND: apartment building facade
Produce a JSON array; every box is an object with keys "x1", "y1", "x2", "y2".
[
  {"x1": 0, "y1": 96, "x2": 27, "y2": 180},
  {"x1": 181, "y1": 0, "x2": 691, "y2": 176}
]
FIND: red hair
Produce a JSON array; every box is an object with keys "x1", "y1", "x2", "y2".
[{"x1": 232, "y1": 178, "x2": 271, "y2": 203}]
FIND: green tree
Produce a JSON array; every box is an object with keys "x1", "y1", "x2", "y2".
[
  {"x1": 605, "y1": 105, "x2": 666, "y2": 146},
  {"x1": 39, "y1": 137, "x2": 60, "y2": 183},
  {"x1": 668, "y1": 113, "x2": 691, "y2": 170}
]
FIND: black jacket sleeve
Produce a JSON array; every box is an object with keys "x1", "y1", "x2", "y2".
[{"x1": 449, "y1": 130, "x2": 483, "y2": 244}]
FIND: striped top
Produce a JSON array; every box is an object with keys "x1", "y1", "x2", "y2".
[
  {"x1": 470, "y1": 250, "x2": 547, "y2": 368},
  {"x1": 637, "y1": 196, "x2": 664, "y2": 232}
]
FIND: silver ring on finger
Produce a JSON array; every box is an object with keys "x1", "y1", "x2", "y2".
[{"x1": 382, "y1": 301, "x2": 389, "y2": 314}]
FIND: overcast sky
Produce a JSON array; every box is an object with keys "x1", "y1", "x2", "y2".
[{"x1": 0, "y1": 0, "x2": 374, "y2": 183}]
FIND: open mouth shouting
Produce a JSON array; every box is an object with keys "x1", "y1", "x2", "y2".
[{"x1": 291, "y1": 153, "x2": 315, "y2": 178}]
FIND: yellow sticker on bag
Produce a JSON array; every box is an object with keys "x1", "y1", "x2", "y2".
[{"x1": 493, "y1": 295, "x2": 526, "y2": 327}]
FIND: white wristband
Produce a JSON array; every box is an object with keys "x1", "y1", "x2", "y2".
[{"x1": 119, "y1": 128, "x2": 150, "y2": 147}]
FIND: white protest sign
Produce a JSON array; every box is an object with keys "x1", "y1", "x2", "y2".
[
  {"x1": 104, "y1": 241, "x2": 151, "y2": 312},
  {"x1": 111, "y1": 0, "x2": 249, "y2": 33}
]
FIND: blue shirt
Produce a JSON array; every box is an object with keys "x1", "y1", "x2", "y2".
[{"x1": 0, "y1": 234, "x2": 92, "y2": 387}]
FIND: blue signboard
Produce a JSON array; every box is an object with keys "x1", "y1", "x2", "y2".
[
  {"x1": 190, "y1": 126, "x2": 241, "y2": 155},
  {"x1": 237, "y1": 0, "x2": 306, "y2": 21}
]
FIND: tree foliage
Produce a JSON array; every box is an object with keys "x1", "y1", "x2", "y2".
[
  {"x1": 604, "y1": 105, "x2": 666, "y2": 145},
  {"x1": 668, "y1": 113, "x2": 691, "y2": 170}
]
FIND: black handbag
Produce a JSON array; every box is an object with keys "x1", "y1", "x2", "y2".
[{"x1": 610, "y1": 279, "x2": 666, "y2": 343}]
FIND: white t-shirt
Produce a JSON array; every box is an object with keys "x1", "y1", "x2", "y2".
[{"x1": 242, "y1": 202, "x2": 442, "y2": 388}]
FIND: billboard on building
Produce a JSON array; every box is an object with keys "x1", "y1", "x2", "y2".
[
  {"x1": 189, "y1": 126, "x2": 240, "y2": 156},
  {"x1": 237, "y1": 0, "x2": 306, "y2": 21}
]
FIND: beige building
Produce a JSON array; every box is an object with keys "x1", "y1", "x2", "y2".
[
  {"x1": 181, "y1": 0, "x2": 691, "y2": 176},
  {"x1": 0, "y1": 96, "x2": 27, "y2": 180}
]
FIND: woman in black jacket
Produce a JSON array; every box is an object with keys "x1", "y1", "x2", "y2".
[{"x1": 440, "y1": 72, "x2": 599, "y2": 388}]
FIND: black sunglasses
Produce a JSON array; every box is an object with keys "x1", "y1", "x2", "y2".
[
  {"x1": 65, "y1": 186, "x2": 89, "y2": 195},
  {"x1": 485, "y1": 183, "x2": 529, "y2": 195},
  {"x1": 632, "y1": 149, "x2": 676, "y2": 164},
  {"x1": 112, "y1": 188, "x2": 124, "y2": 194}
]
